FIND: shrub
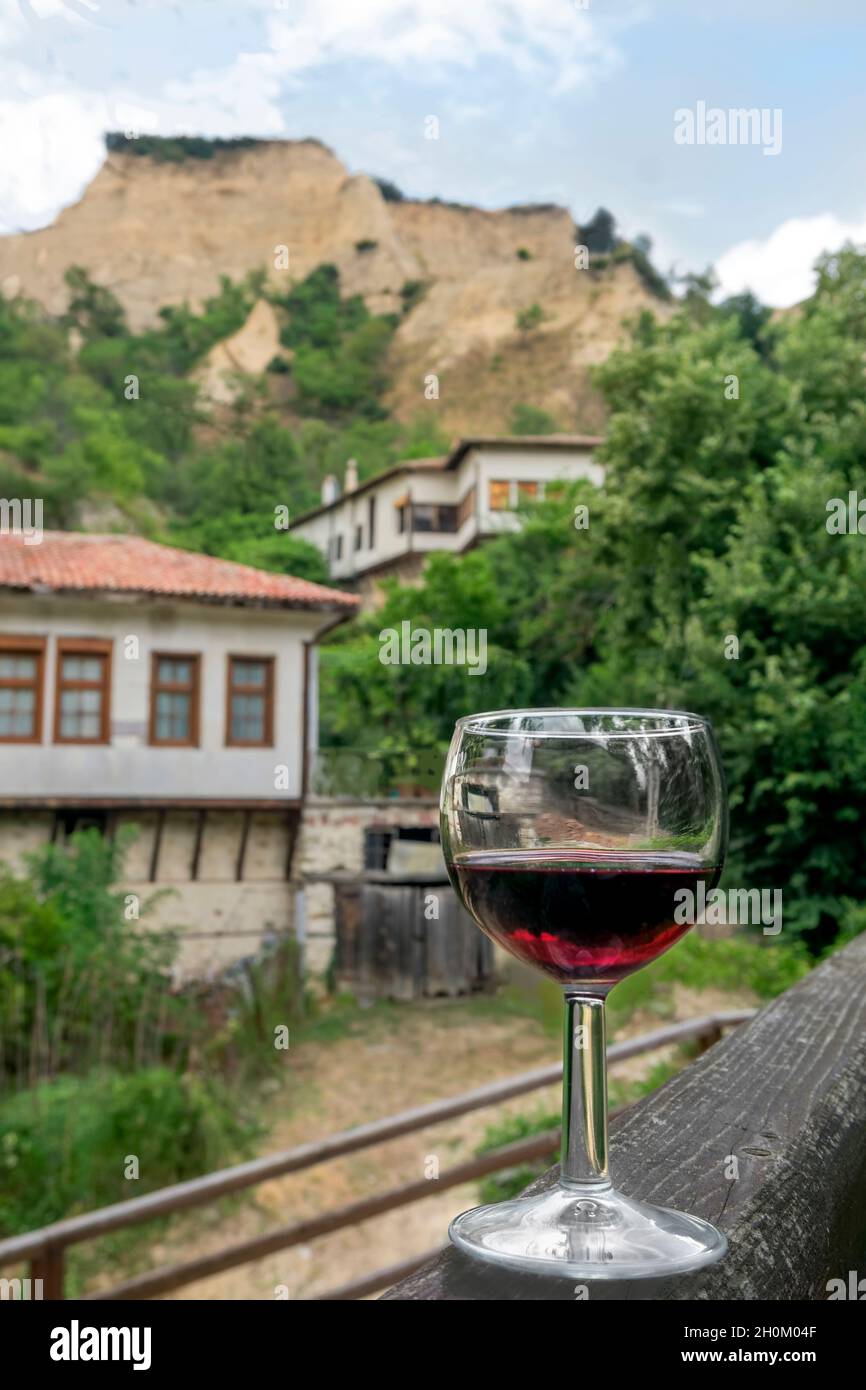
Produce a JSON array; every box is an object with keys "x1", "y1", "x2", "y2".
[
  {"x1": 579, "y1": 207, "x2": 618, "y2": 254},
  {"x1": 516, "y1": 247, "x2": 531, "y2": 261},
  {"x1": 0, "y1": 830, "x2": 188, "y2": 1089},
  {"x1": 509, "y1": 403, "x2": 560, "y2": 436},
  {"x1": 618, "y1": 243, "x2": 672, "y2": 301},
  {"x1": 355, "y1": 239, "x2": 378, "y2": 253},
  {"x1": 0, "y1": 1068, "x2": 259, "y2": 1235},
  {"x1": 515, "y1": 303, "x2": 546, "y2": 334},
  {"x1": 374, "y1": 177, "x2": 405, "y2": 202},
  {"x1": 399, "y1": 279, "x2": 428, "y2": 315}
]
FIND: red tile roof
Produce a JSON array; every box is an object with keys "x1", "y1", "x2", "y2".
[{"x1": 0, "y1": 532, "x2": 360, "y2": 611}]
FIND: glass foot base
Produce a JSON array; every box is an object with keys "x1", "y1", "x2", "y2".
[{"x1": 449, "y1": 1183, "x2": 727, "y2": 1281}]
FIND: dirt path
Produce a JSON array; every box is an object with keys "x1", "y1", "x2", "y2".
[{"x1": 131, "y1": 984, "x2": 755, "y2": 1300}]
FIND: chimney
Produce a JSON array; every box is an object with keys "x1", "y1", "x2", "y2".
[
  {"x1": 344, "y1": 458, "x2": 359, "y2": 493},
  {"x1": 321, "y1": 474, "x2": 340, "y2": 505}
]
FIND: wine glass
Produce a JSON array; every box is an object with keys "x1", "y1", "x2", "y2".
[{"x1": 440, "y1": 708, "x2": 728, "y2": 1279}]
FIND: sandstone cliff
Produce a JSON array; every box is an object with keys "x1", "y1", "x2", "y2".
[{"x1": 0, "y1": 138, "x2": 667, "y2": 435}]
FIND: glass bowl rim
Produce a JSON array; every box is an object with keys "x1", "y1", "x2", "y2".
[{"x1": 454, "y1": 707, "x2": 713, "y2": 738}]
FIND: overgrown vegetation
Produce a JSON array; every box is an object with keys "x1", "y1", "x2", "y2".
[
  {"x1": 0, "y1": 1069, "x2": 259, "y2": 1234},
  {"x1": 272, "y1": 263, "x2": 397, "y2": 418},
  {"x1": 0, "y1": 260, "x2": 448, "y2": 568},
  {"x1": 0, "y1": 832, "x2": 305, "y2": 1238},
  {"x1": 105, "y1": 133, "x2": 264, "y2": 162}
]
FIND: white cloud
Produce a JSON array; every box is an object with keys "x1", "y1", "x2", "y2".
[
  {"x1": 715, "y1": 212, "x2": 866, "y2": 307},
  {"x1": 0, "y1": 93, "x2": 107, "y2": 232},
  {"x1": 0, "y1": 0, "x2": 626, "y2": 233},
  {"x1": 263, "y1": 0, "x2": 620, "y2": 88}
]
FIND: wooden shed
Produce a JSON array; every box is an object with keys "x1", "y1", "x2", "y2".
[{"x1": 332, "y1": 870, "x2": 494, "y2": 1003}]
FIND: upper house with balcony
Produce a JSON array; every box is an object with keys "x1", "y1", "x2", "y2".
[{"x1": 289, "y1": 435, "x2": 604, "y2": 607}]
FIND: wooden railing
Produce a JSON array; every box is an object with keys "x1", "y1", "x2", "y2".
[
  {"x1": 385, "y1": 935, "x2": 866, "y2": 1301},
  {"x1": 0, "y1": 1012, "x2": 752, "y2": 1301}
]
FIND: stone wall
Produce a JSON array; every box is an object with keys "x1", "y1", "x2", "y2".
[{"x1": 0, "y1": 809, "x2": 295, "y2": 981}]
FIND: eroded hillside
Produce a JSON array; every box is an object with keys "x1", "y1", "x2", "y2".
[{"x1": 0, "y1": 138, "x2": 668, "y2": 436}]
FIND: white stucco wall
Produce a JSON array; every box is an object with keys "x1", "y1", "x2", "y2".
[
  {"x1": 474, "y1": 444, "x2": 603, "y2": 535},
  {"x1": 292, "y1": 443, "x2": 603, "y2": 584},
  {"x1": 0, "y1": 594, "x2": 325, "y2": 802}
]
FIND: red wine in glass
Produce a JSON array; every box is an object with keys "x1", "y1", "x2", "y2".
[{"x1": 450, "y1": 848, "x2": 721, "y2": 986}]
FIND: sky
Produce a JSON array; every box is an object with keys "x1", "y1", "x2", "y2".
[{"x1": 1, "y1": 0, "x2": 865, "y2": 306}]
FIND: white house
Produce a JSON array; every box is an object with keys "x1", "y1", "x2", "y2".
[
  {"x1": 0, "y1": 531, "x2": 358, "y2": 976},
  {"x1": 289, "y1": 434, "x2": 604, "y2": 606}
]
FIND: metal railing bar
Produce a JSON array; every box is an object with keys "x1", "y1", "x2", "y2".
[{"x1": 83, "y1": 1131, "x2": 562, "y2": 1300}]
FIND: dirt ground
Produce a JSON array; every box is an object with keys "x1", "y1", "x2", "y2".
[{"x1": 116, "y1": 980, "x2": 756, "y2": 1302}]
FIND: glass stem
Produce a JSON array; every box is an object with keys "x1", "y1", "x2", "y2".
[{"x1": 560, "y1": 992, "x2": 611, "y2": 1188}]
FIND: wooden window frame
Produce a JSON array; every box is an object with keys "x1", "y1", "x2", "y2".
[
  {"x1": 488, "y1": 479, "x2": 511, "y2": 511},
  {"x1": 149, "y1": 652, "x2": 201, "y2": 748},
  {"x1": 0, "y1": 635, "x2": 45, "y2": 744},
  {"x1": 54, "y1": 638, "x2": 112, "y2": 745},
  {"x1": 226, "y1": 654, "x2": 275, "y2": 748}
]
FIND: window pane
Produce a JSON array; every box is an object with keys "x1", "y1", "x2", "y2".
[
  {"x1": 10, "y1": 689, "x2": 33, "y2": 714},
  {"x1": 156, "y1": 691, "x2": 190, "y2": 741},
  {"x1": 0, "y1": 687, "x2": 35, "y2": 736},
  {"x1": 157, "y1": 658, "x2": 192, "y2": 686},
  {"x1": 232, "y1": 661, "x2": 266, "y2": 688},
  {"x1": 62, "y1": 655, "x2": 102, "y2": 682},
  {"x1": 231, "y1": 692, "x2": 264, "y2": 742},
  {"x1": 518, "y1": 481, "x2": 538, "y2": 499},
  {"x1": 0, "y1": 654, "x2": 36, "y2": 679},
  {"x1": 60, "y1": 689, "x2": 101, "y2": 739},
  {"x1": 489, "y1": 481, "x2": 510, "y2": 510}
]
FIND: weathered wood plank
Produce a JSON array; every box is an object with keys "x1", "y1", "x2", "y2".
[
  {"x1": 333, "y1": 883, "x2": 361, "y2": 989},
  {"x1": 383, "y1": 934, "x2": 866, "y2": 1300},
  {"x1": 352, "y1": 882, "x2": 486, "y2": 1000},
  {"x1": 426, "y1": 889, "x2": 471, "y2": 996}
]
